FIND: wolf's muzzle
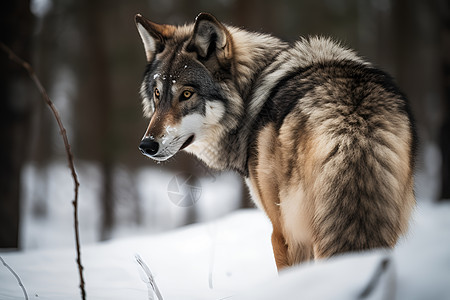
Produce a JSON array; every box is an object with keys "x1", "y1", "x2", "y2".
[{"x1": 139, "y1": 137, "x2": 159, "y2": 157}]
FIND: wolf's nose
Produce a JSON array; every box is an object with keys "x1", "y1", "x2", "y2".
[{"x1": 139, "y1": 137, "x2": 159, "y2": 156}]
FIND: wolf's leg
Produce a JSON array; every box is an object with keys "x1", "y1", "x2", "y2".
[
  {"x1": 271, "y1": 230, "x2": 289, "y2": 270},
  {"x1": 272, "y1": 230, "x2": 314, "y2": 270}
]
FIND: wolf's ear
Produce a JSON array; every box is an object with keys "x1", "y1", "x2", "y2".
[
  {"x1": 187, "y1": 13, "x2": 233, "y2": 62},
  {"x1": 135, "y1": 14, "x2": 175, "y2": 62}
]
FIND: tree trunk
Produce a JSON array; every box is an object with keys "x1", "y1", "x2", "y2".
[
  {"x1": 439, "y1": 0, "x2": 450, "y2": 200},
  {"x1": 0, "y1": 0, "x2": 34, "y2": 248},
  {"x1": 78, "y1": 0, "x2": 115, "y2": 240}
]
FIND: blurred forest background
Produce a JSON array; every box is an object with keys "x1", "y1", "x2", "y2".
[{"x1": 1, "y1": 0, "x2": 449, "y2": 250}]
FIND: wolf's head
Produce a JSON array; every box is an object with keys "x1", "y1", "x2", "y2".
[{"x1": 135, "y1": 13, "x2": 243, "y2": 164}]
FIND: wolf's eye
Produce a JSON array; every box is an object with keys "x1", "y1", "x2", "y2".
[
  {"x1": 154, "y1": 88, "x2": 160, "y2": 99},
  {"x1": 181, "y1": 90, "x2": 193, "y2": 101}
]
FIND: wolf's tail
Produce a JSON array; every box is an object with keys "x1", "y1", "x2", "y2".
[{"x1": 309, "y1": 106, "x2": 415, "y2": 258}]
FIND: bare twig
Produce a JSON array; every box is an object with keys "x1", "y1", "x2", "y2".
[
  {"x1": 0, "y1": 256, "x2": 29, "y2": 300},
  {"x1": 1, "y1": 42, "x2": 86, "y2": 300}
]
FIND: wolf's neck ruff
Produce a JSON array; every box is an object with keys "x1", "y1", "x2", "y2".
[
  {"x1": 195, "y1": 28, "x2": 290, "y2": 174},
  {"x1": 195, "y1": 35, "x2": 369, "y2": 176}
]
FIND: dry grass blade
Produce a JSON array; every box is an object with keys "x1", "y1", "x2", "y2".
[
  {"x1": 135, "y1": 254, "x2": 164, "y2": 300},
  {"x1": 0, "y1": 256, "x2": 29, "y2": 300}
]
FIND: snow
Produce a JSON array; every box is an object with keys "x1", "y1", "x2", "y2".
[
  {"x1": 0, "y1": 210, "x2": 275, "y2": 299},
  {"x1": 1, "y1": 202, "x2": 450, "y2": 299}
]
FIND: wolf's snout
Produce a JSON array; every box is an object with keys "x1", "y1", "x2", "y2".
[{"x1": 139, "y1": 137, "x2": 159, "y2": 157}]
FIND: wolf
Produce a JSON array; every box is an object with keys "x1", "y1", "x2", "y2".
[{"x1": 135, "y1": 12, "x2": 416, "y2": 270}]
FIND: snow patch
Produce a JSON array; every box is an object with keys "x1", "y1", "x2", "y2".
[{"x1": 1, "y1": 203, "x2": 449, "y2": 299}]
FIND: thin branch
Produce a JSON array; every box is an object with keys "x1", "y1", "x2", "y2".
[
  {"x1": 1, "y1": 42, "x2": 86, "y2": 300},
  {"x1": 0, "y1": 256, "x2": 29, "y2": 300}
]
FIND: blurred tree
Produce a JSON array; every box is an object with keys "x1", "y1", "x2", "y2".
[
  {"x1": 0, "y1": 0, "x2": 34, "y2": 248},
  {"x1": 27, "y1": 0, "x2": 58, "y2": 220},
  {"x1": 439, "y1": 0, "x2": 450, "y2": 200},
  {"x1": 77, "y1": 0, "x2": 115, "y2": 240}
]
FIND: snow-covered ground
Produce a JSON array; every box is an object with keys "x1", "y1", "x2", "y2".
[
  {"x1": 1, "y1": 201, "x2": 450, "y2": 299},
  {"x1": 1, "y1": 162, "x2": 449, "y2": 299},
  {"x1": 1, "y1": 210, "x2": 276, "y2": 299}
]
